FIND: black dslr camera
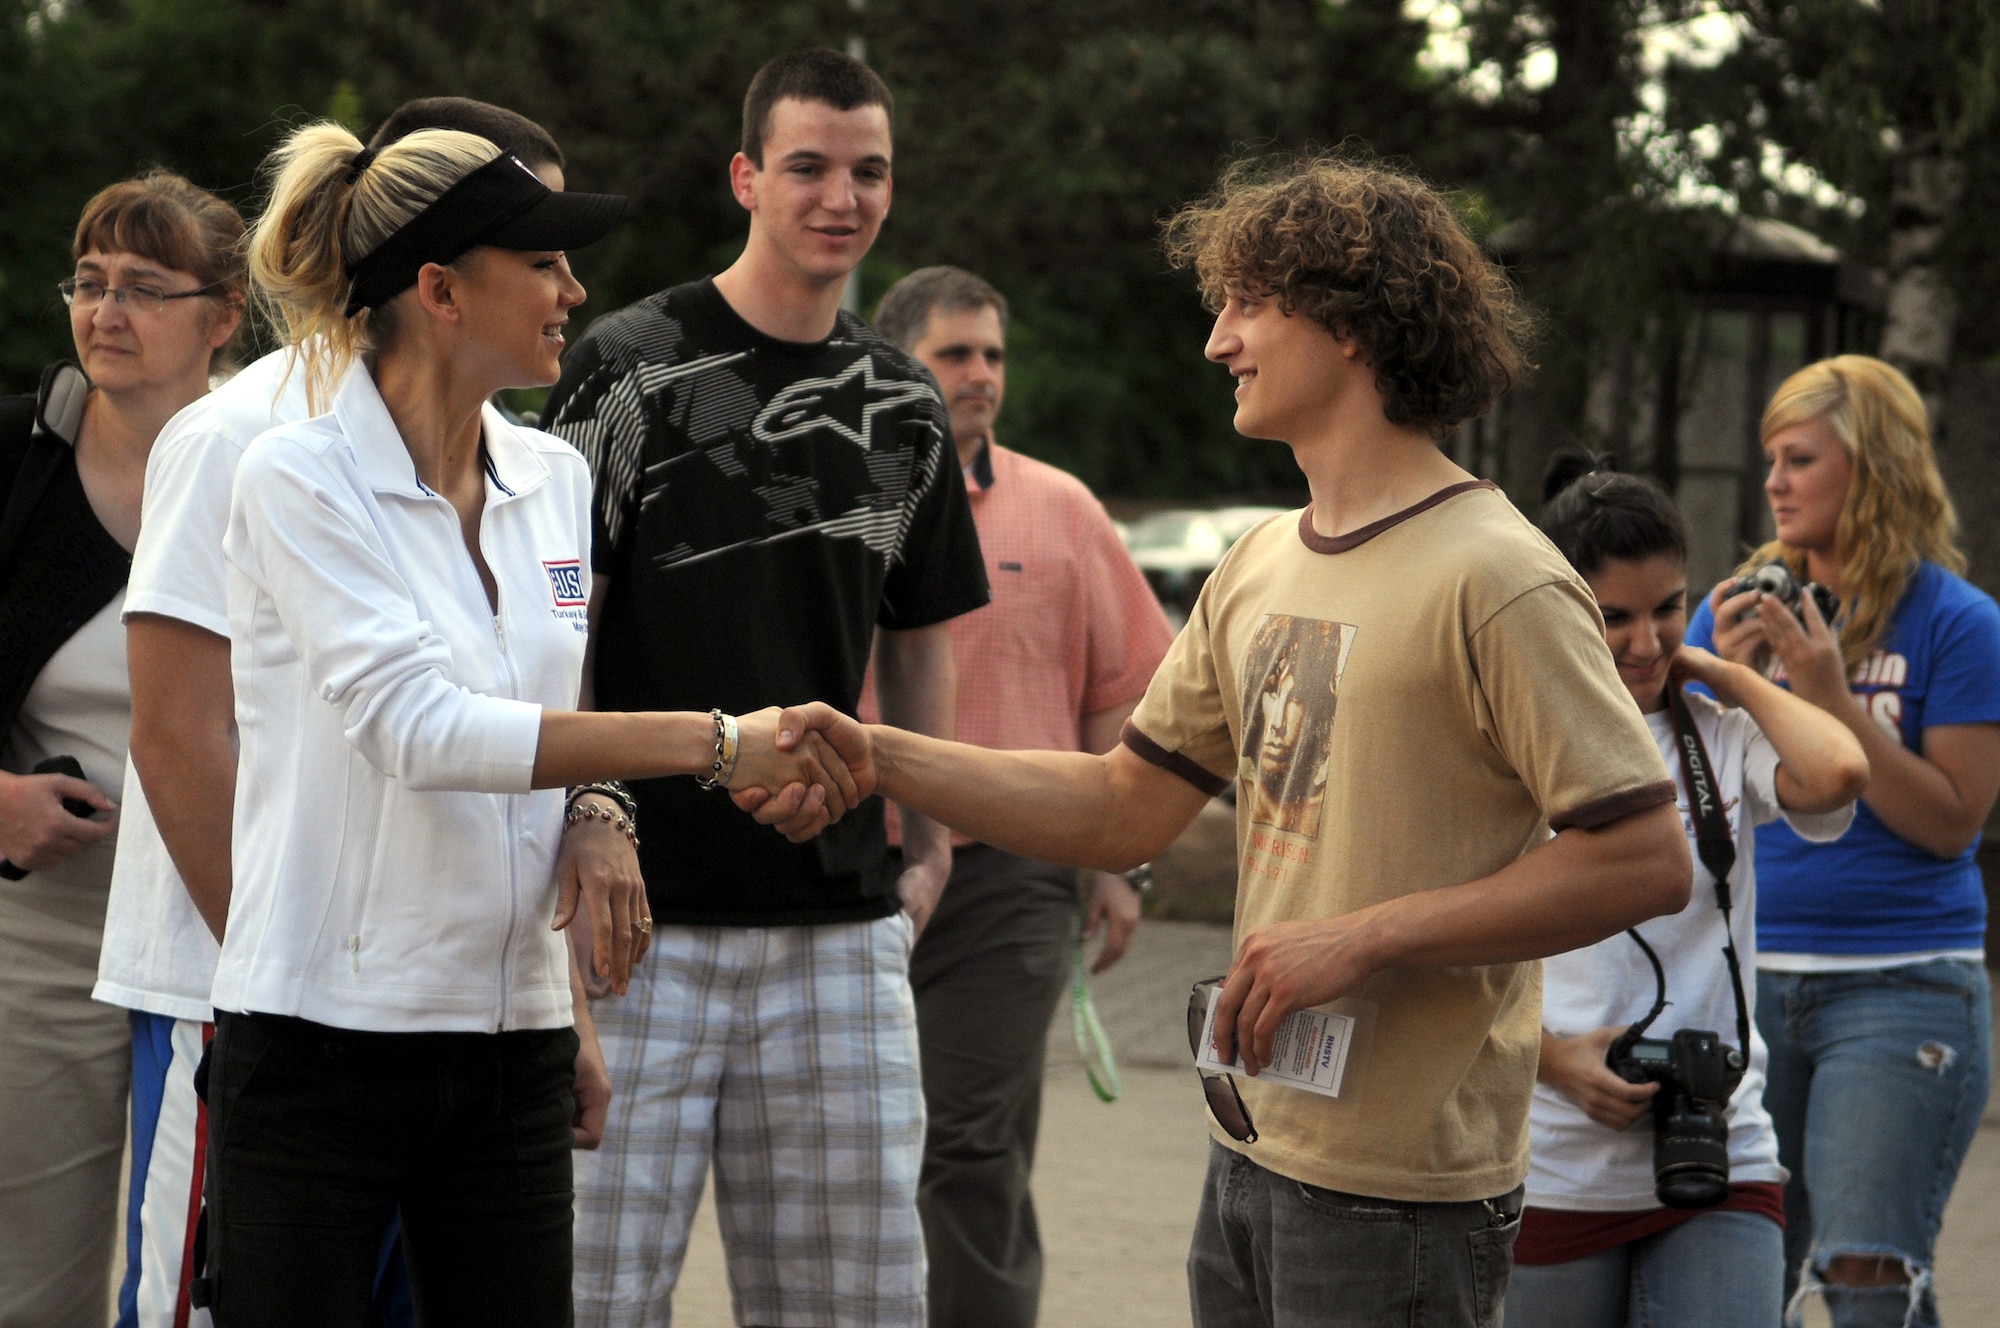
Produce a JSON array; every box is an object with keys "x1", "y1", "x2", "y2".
[
  {"x1": 1723, "y1": 560, "x2": 1840, "y2": 627},
  {"x1": 1614, "y1": 687, "x2": 1755, "y2": 1209},
  {"x1": 1606, "y1": 1025, "x2": 1745, "y2": 1208}
]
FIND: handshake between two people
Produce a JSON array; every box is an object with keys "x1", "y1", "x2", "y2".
[
  {"x1": 551, "y1": 702, "x2": 877, "y2": 1005},
  {"x1": 724, "y1": 703, "x2": 879, "y2": 842}
]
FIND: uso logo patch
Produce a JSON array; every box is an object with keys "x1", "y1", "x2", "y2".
[{"x1": 543, "y1": 559, "x2": 587, "y2": 607}]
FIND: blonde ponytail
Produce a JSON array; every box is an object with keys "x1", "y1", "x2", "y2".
[{"x1": 247, "y1": 121, "x2": 501, "y2": 410}]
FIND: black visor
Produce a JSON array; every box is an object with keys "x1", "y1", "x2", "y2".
[{"x1": 344, "y1": 154, "x2": 626, "y2": 316}]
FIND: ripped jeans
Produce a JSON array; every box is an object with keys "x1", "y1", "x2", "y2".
[{"x1": 1758, "y1": 961, "x2": 1991, "y2": 1328}]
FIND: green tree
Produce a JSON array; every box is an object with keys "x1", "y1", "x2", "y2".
[
  {"x1": 0, "y1": 0, "x2": 348, "y2": 384},
  {"x1": 866, "y1": 0, "x2": 1446, "y2": 496},
  {"x1": 1671, "y1": 0, "x2": 2000, "y2": 415},
  {"x1": 0, "y1": 0, "x2": 1449, "y2": 500},
  {"x1": 1418, "y1": 2, "x2": 1733, "y2": 494}
]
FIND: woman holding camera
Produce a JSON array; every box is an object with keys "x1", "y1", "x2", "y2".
[
  {"x1": 1506, "y1": 454, "x2": 1867, "y2": 1328},
  {"x1": 1688, "y1": 356, "x2": 2000, "y2": 1327},
  {"x1": 205, "y1": 122, "x2": 855, "y2": 1322},
  {"x1": 0, "y1": 171, "x2": 245, "y2": 1327}
]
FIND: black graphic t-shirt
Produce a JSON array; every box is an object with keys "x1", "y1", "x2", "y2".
[{"x1": 548, "y1": 278, "x2": 989, "y2": 924}]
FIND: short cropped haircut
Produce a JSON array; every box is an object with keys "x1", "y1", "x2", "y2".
[
  {"x1": 369, "y1": 96, "x2": 564, "y2": 170},
  {"x1": 1537, "y1": 449, "x2": 1687, "y2": 579},
  {"x1": 741, "y1": 48, "x2": 893, "y2": 167},
  {"x1": 874, "y1": 266, "x2": 1009, "y2": 350},
  {"x1": 1162, "y1": 154, "x2": 1532, "y2": 439}
]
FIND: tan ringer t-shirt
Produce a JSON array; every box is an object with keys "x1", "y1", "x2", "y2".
[{"x1": 1125, "y1": 481, "x2": 1674, "y2": 1203}]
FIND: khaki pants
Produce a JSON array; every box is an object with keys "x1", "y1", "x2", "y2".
[{"x1": 0, "y1": 867, "x2": 130, "y2": 1328}]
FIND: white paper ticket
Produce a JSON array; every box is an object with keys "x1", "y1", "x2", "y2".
[{"x1": 1194, "y1": 987, "x2": 1355, "y2": 1098}]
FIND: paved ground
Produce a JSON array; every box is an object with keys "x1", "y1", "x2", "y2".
[
  {"x1": 107, "y1": 893, "x2": 1998, "y2": 1323},
  {"x1": 669, "y1": 918, "x2": 2000, "y2": 1326}
]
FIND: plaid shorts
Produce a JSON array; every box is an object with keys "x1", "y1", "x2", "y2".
[{"x1": 573, "y1": 914, "x2": 926, "y2": 1327}]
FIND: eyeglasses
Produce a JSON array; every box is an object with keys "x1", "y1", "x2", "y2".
[
  {"x1": 1187, "y1": 976, "x2": 1257, "y2": 1143},
  {"x1": 59, "y1": 276, "x2": 223, "y2": 313}
]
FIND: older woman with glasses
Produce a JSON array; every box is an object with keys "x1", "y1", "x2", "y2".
[{"x1": 0, "y1": 170, "x2": 244, "y2": 1328}]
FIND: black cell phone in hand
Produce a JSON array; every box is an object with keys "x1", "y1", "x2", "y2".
[
  {"x1": 34, "y1": 755, "x2": 97, "y2": 818},
  {"x1": 0, "y1": 755, "x2": 96, "y2": 880}
]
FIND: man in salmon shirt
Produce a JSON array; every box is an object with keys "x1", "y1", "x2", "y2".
[{"x1": 868, "y1": 265, "x2": 1174, "y2": 1328}]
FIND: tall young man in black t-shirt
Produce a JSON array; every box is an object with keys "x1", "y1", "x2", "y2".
[{"x1": 547, "y1": 49, "x2": 988, "y2": 1328}]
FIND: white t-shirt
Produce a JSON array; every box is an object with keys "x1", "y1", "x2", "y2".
[
  {"x1": 3, "y1": 591, "x2": 131, "y2": 903},
  {"x1": 94, "y1": 348, "x2": 313, "y2": 1020},
  {"x1": 1525, "y1": 690, "x2": 1853, "y2": 1211}
]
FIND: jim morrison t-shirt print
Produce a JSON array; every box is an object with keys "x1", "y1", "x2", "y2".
[{"x1": 1238, "y1": 614, "x2": 1357, "y2": 837}]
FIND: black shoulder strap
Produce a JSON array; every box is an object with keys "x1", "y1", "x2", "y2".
[
  {"x1": 0, "y1": 399, "x2": 33, "y2": 489},
  {"x1": 0, "y1": 363, "x2": 86, "y2": 580},
  {"x1": 1665, "y1": 684, "x2": 1754, "y2": 1064}
]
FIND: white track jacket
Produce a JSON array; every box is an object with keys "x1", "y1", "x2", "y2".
[{"x1": 213, "y1": 365, "x2": 592, "y2": 1032}]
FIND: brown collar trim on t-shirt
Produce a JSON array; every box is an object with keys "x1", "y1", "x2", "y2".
[
  {"x1": 1296, "y1": 479, "x2": 1499, "y2": 555},
  {"x1": 1121, "y1": 720, "x2": 1232, "y2": 797}
]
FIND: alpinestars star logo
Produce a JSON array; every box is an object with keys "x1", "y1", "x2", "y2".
[{"x1": 751, "y1": 357, "x2": 933, "y2": 451}]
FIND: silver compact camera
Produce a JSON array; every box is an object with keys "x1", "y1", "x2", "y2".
[{"x1": 1723, "y1": 561, "x2": 1839, "y2": 627}]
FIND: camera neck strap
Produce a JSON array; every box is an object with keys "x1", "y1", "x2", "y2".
[
  {"x1": 1658, "y1": 684, "x2": 1754, "y2": 1064},
  {"x1": 1666, "y1": 685, "x2": 1737, "y2": 891}
]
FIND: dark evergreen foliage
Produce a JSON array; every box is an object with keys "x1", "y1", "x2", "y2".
[{"x1": 2, "y1": 0, "x2": 1993, "y2": 498}]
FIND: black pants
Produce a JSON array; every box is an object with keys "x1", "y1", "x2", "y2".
[
  {"x1": 203, "y1": 1011, "x2": 577, "y2": 1327},
  {"x1": 909, "y1": 844, "x2": 1078, "y2": 1328}
]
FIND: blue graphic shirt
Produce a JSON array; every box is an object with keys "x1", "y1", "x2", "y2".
[{"x1": 1687, "y1": 560, "x2": 2000, "y2": 954}]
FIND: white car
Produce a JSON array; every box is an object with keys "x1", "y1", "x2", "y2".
[{"x1": 1122, "y1": 505, "x2": 1287, "y2": 625}]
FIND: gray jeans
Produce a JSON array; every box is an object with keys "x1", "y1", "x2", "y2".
[{"x1": 1188, "y1": 1142, "x2": 1522, "y2": 1328}]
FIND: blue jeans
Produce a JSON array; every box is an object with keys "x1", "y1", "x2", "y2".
[
  {"x1": 1505, "y1": 1208, "x2": 1784, "y2": 1327},
  {"x1": 1758, "y1": 961, "x2": 1992, "y2": 1328},
  {"x1": 1187, "y1": 1141, "x2": 1520, "y2": 1327}
]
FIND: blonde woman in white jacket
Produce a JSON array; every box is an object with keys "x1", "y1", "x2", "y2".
[{"x1": 203, "y1": 123, "x2": 856, "y2": 1325}]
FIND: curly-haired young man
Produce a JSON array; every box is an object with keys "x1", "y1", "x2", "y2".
[{"x1": 752, "y1": 155, "x2": 1692, "y2": 1325}]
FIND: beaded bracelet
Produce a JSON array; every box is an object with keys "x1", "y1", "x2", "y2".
[
  {"x1": 695, "y1": 708, "x2": 740, "y2": 789},
  {"x1": 564, "y1": 799, "x2": 639, "y2": 848},
  {"x1": 566, "y1": 779, "x2": 637, "y2": 827}
]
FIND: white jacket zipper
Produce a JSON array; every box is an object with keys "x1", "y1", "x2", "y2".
[{"x1": 487, "y1": 539, "x2": 521, "y2": 1030}]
